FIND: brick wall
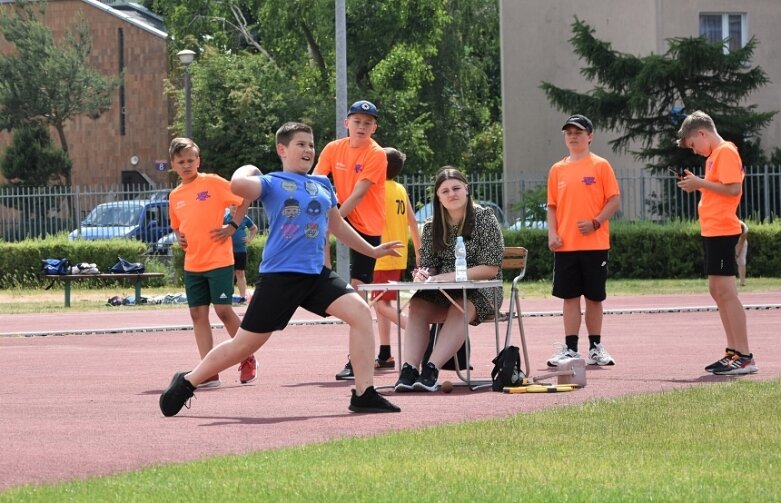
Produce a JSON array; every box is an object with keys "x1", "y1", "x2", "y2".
[{"x1": 0, "y1": 0, "x2": 172, "y2": 188}]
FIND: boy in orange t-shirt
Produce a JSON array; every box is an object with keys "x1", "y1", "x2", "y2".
[
  {"x1": 676, "y1": 110, "x2": 757, "y2": 375},
  {"x1": 314, "y1": 100, "x2": 388, "y2": 380},
  {"x1": 168, "y1": 138, "x2": 257, "y2": 387},
  {"x1": 546, "y1": 115, "x2": 621, "y2": 368}
]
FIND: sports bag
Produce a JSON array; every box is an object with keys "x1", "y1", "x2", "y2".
[
  {"x1": 491, "y1": 345, "x2": 526, "y2": 392},
  {"x1": 109, "y1": 256, "x2": 145, "y2": 274},
  {"x1": 41, "y1": 258, "x2": 71, "y2": 275}
]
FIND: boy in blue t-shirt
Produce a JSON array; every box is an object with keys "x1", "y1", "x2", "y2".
[
  {"x1": 223, "y1": 204, "x2": 258, "y2": 302},
  {"x1": 160, "y1": 122, "x2": 403, "y2": 415}
]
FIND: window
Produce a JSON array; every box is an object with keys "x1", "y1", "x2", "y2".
[{"x1": 699, "y1": 13, "x2": 747, "y2": 53}]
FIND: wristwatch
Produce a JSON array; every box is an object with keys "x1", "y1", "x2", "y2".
[{"x1": 227, "y1": 221, "x2": 239, "y2": 230}]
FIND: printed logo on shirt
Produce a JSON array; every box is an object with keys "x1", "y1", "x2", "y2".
[
  {"x1": 582, "y1": 176, "x2": 596, "y2": 186},
  {"x1": 283, "y1": 199, "x2": 301, "y2": 218},
  {"x1": 304, "y1": 223, "x2": 319, "y2": 239},
  {"x1": 196, "y1": 191, "x2": 211, "y2": 201},
  {"x1": 354, "y1": 163, "x2": 363, "y2": 174},
  {"x1": 306, "y1": 200, "x2": 322, "y2": 217},
  {"x1": 706, "y1": 160, "x2": 714, "y2": 171},
  {"x1": 282, "y1": 180, "x2": 297, "y2": 192},
  {"x1": 281, "y1": 223, "x2": 298, "y2": 240},
  {"x1": 305, "y1": 181, "x2": 319, "y2": 196}
]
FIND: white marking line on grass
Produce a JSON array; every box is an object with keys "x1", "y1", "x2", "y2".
[{"x1": 4, "y1": 304, "x2": 779, "y2": 337}]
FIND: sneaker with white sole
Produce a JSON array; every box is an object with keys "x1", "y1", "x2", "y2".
[
  {"x1": 713, "y1": 354, "x2": 758, "y2": 375},
  {"x1": 394, "y1": 363, "x2": 419, "y2": 392},
  {"x1": 239, "y1": 354, "x2": 258, "y2": 384},
  {"x1": 705, "y1": 348, "x2": 736, "y2": 373},
  {"x1": 547, "y1": 344, "x2": 580, "y2": 367},
  {"x1": 587, "y1": 343, "x2": 615, "y2": 366},
  {"x1": 412, "y1": 362, "x2": 439, "y2": 392}
]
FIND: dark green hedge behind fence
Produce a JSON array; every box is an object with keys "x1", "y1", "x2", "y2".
[{"x1": 2, "y1": 220, "x2": 779, "y2": 289}]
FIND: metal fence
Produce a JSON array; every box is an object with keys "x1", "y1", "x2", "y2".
[{"x1": 1, "y1": 165, "x2": 778, "y2": 242}]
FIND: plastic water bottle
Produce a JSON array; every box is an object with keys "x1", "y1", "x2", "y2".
[{"x1": 454, "y1": 236, "x2": 468, "y2": 281}]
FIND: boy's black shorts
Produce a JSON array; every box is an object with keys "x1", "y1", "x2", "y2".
[
  {"x1": 233, "y1": 252, "x2": 247, "y2": 271},
  {"x1": 552, "y1": 250, "x2": 609, "y2": 301},
  {"x1": 241, "y1": 267, "x2": 353, "y2": 333},
  {"x1": 703, "y1": 234, "x2": 740, "y2": 276},
  {"x1": 349, "y1": 230, "x2": 381, "y2": 284}
]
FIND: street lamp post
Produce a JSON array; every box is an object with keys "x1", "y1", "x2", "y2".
[{"x1": 176, "y1": 49, "x2": 196, "y2": 138}]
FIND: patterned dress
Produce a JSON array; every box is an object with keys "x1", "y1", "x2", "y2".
[{"x1": 415, "y1": 205, "x2": 504, "y2": 324}]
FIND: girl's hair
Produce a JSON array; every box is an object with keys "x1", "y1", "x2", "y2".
[
  {"x1": 168, "y1": 137, "x2": 200, "y2": 160},
  {"x1": 431, "y1": 166, "x2": 475, "y2": 252}
]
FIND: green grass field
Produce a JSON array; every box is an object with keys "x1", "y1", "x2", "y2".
[{"x1": 2, "y1": 379, "x2": 779, "y2": 502}]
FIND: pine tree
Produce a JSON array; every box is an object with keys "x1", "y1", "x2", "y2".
[{"x1": 541, "y1": 18, "x2": 776, "y2": 172}]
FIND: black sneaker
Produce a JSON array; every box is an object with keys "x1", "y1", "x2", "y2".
[
  {"x1": 159, "y1": 371, "x2": 195, "y2": 417},
  {"x1": 705, "y1": 348, "x2": 736, "y2": 373},
  {"x1": 349, "y1": 386, "x2": 401, "y2": 413},
  {"x1": 394, "y1": 363, "x2": 419, "y2": 392},
  {"x1": 412, "y1": 362, "x2": 439, "y2": 392},
  {"x1": 713, "y1": 354, "x2": 758, "y2": 375},
  {"x1": 335, "y1": 360, "x2": 354, "y2": 381}
]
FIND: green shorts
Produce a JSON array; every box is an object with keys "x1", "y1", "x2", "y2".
[{"x1": 184, "y1": 265, "x2": 235, "y2": 307}]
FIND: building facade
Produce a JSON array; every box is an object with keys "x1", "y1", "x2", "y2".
[
  {"x1": 0, "y1": 0, "x2": 171, "y2": 188},
  {"x1": 500, "y1": 0, "x2": 781, "y2": 209}
]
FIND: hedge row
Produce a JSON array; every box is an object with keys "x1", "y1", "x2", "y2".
[{"x1": 2, "y1": 220, "x2": 779, "y2": 289}]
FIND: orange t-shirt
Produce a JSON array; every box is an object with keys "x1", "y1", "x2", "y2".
[
  {"x1": 169, "y1": 173, "x2": 242, "y2": 272},
  {"x1": 314, "y1": 137, "x2": 387, "y2": 236},
  {"x1": 698, "y1": 142, "x2": 743, "y2": 237},
  {"x1": 375, "y1": 180, "x2": 411, "y2": 271},
  {"x1": 546, "y1": 152, "x2": 620, "y2": 251}
]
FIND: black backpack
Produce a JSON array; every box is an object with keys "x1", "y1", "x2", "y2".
[{"x1": 491, "y1": 345, "x2": 526, "y2": 392}]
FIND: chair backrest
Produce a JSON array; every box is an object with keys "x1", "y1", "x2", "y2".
[{"x1": 502, "y1": 247, "x2": 527, "y2": 270}]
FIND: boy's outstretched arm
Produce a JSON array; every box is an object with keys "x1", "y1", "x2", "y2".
[
  {"x1": 327, "y1": 207, "x2": 402, "y2": 260},
  {"x1": 231, "y1": 165, "x2": 263, "y2": 200}
]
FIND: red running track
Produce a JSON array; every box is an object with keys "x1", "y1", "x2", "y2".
[{"x1": 1, "y1": 292, "x2": 779, "y2": 490}]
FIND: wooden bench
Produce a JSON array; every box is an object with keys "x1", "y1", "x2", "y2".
[{"x1": 42, "y1": 273, "x2": 165, "y2": 307}]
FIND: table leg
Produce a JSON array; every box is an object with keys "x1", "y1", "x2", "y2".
[
  {"x1": 462, "y1": 286, "x2": 471, "y2": 387},
  {"x1": 134, "y1": 278, "x2": 142, "y2": 303},
  {"x1": 64, "y1": 279, "x2": 72, "y2": 308}
]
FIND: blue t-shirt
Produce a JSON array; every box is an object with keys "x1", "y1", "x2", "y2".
[
  {"x1": 223, "y1": 212, "x2": 255, "y2": 253},
  {"x1": 258, "y1": 172, "x2": 337, "y2": 274}
]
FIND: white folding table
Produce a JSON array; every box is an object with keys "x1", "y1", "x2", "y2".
[{"x1": 358, "y1": 279, "x2": 503, "y2": 389}]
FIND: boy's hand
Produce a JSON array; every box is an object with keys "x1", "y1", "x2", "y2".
[
  {"x1": 677, "y1": 169, "x2": 700, "y2": 193},
  {"x1": 373, "y1": 241, "x2": 404, "y2": 259},
  {"x1": 576, "y1": 220, "x2": 597, "y2": 235},
  {"x1": 548, "y1": 232, "x2": 563, "y2": 251},
  {"x1": 211, "y1": 225, "x2": 234, "y2": 242},
  {"x1": 178, "y1": 233, "x2": 188, "y2": 250}
]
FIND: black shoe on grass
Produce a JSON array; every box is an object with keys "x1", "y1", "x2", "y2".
[
  {"x1": 159, "y1": 371, "x2": 196, "y2": 417},
  {"x1": 349, "y1": 386, "x2": 401, "y2": 413}
]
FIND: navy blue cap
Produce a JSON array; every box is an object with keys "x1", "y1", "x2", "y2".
[
  {"x1": 562, "y1": 114, "x2": 593, "y2": 133},
  {"x1": 347, "y1": 100, "x2": 378, "y2": 118}
]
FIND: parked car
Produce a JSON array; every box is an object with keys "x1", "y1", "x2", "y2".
[
  {"x1": 68, "y1": 200, "x2": 171, "y2": 244},
  {"x1": 151, "y1": 231, "x2": 178, "y2": 256}
]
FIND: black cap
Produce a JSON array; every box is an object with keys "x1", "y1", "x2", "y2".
[
  {"x1": 347, "y1": 100, "x2": 378, "y2": 118},
  {"x1": 562, "y1": 114, "x2": 593, "y2": 133}
]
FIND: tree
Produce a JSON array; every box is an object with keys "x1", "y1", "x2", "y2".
[
  {"x1": 0, "y1": 0, "x2": 120, "y2": 185},
  {"x1": 154, "y1": 0, "x2": 502, "y2": 177},
  {"x1": 541, "y1": 18, "x2": 776, "y2": 172},
  {"x1": 1, "y1": 122, "x2": 71, "y2": 186}
]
